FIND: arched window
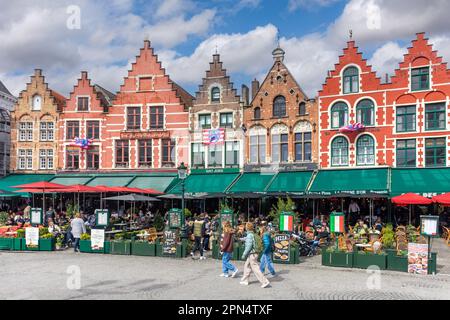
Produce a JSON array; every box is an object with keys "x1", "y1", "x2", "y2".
[
  {"x1": 273, "y1": 95, "x2": 286, "y2": 118},
  {"x1": 331, "y1": 136, "x2": 348, "y2": 166},
  {"x1": 356, "y1": 135, "x2": 375, "y2": 165},
  {"x1": 330, "y1": 102, "x2": 348, "y2": 129},
  {"x1": 211, "y1": 87, "x2": 220, "y2": 103},
  {"x1": 356, "y1": 99, "x2": 375, "y2": 126},
  {"x1": 31, "y1": 95, "x2": 42, "y2": 111},
  {"x1": 249, "y1": 126, "x2": 266, "y2": 164},
  {"x1": 299, "y1": 102, "x2": 306, "y2": 116},
  {"x1": 343, "y1": 67, "x2": 359, "y2": 94},
  {"x1": 254, "y1": 107, "x2": 261, "y2": 119}
]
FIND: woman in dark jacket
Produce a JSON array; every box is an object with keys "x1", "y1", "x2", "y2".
[{"x1": 219, "y1": 221, "x2": 238, "y2": 278}]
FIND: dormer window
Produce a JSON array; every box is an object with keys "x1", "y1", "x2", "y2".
[
  {"x1": 31, "y1": 95, "x2": 42, "y2": 111},
  {"x1": 254, "y1": 107, "x2": 261, "y2": 120},
  {"x1": 77, "y1": 97, "x2": 89, "y2": 111},
  {"x1": 211, "y1": 87, "x2": 220, "y2": 103},
  {"x1": 343, "y1": 67, "x2": 359, "y2": 94},
  {"x1": 411, "y1": 67, "x2": 430, "y2": 91}
]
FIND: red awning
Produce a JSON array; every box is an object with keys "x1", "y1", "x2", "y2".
[
  {"x1": 12, "y1": 181, "x2": 67, "y2": 190},
  {"x1": 432, "y1": 193, "x2": 450, "y2": 206},
  {"x1": 391, "y1": 193, "x2": 433, "y2": 206}
]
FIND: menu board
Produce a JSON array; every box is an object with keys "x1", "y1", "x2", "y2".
[
  {"x1": 273, "y1": 234, "x2": 290, "y2": 263},
  {"x1": 25, "y1": 227, "x2": 39, "y2": 247},
  {"x1": 220, "y1": 209, "x2": 234, "y2": 228},
  {"x1": 31, "y1": 208, "x2": 43, "y2": 226},
  {"x1": 420, "y1": 215, "x2": 439, "y2": 237},
  {"x1": 162, "y1": 230, "x2": 177, "y2": 257},
  {"x1": 95, "y1": 209, "x2": 110, "y2": 228},
  {"x1": 168, "y1": 209, "x2": 182, "y2": 229},
  {"x1": 408, "y1": 243, "x2": 428, "y2": 275},
  {"x1": 91, "y1": 229, "x2": 105, "y2": 250}
]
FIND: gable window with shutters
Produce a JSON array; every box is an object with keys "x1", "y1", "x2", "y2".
[
  {"x1": 411, "y1": 67, "x2": 430, "y2": 91},
  {"x1": 77, "y1": 97, "x2": 89, "y2": 111},
  {"x1": 211, "y1": 87, "x2": 220, "y2": 103},
  {"x1": 150, "y1": 106, "x2": 164, "y2": 129},
  {"x1": 425, "y1": 102, "x2": 445, "y2": 131},
  {"x1": 127, "y1": 107, "x2": 141, "y2": 130},
  {"x1": 343, "y1": 66, "x2": 359, "y2": 94},
  {"x1": 254, "y1": 107, "x2": 261, "y2": 120},
  {"x1": 273, "y1": 96, "x2": 286, "y2": 118},
  {"x1": 356, "y1": 99, "x2": 374, "y2": 126},
  {"x1": 396, "y1": 106, "x2": 416, "y2": 132}
]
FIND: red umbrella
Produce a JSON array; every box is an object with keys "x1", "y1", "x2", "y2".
[
  {"x1": 392, "y1": 193, "x2": 433, "y2": 205},
  {"x1": 432, "y1": 193, "x2": 450, "y2": 206},
  {"x1": 140, "y1": 188, "x2": 163, "y2": 195},
  {"x1": 64, "y1": 185, "x2": 101, "y2": 193},
  {"x1": 12, "y1": 181, "x2": 67, "y2": 190}
]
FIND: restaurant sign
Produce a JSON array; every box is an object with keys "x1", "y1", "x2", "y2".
[{"x1": 120, "y1": 131, "x2": 170, "y2": 140}]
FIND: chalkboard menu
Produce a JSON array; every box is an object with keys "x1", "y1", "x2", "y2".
[
  {"x1": 220, "y1": 209, "x2": 235, "y2": 228},
  {"x1": 162, "y1": 230, "x2": 177, "y2": 257},
  {"x1": 273, "y1": 234, "x2": 290, "y2": 263}
]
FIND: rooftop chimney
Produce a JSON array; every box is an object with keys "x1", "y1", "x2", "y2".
[
  {"x1": 241, "y1": 85, "x2": 249, "y2": 106},
  {"x1": 251, "y1": 79, "x2": 260, "y2": 100}
]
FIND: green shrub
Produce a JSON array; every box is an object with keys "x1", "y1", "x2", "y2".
[
  {"x1": 80, "y1": 233, "x2": 91, "y2": 240},
  {"x1": 16, "y1": 229, "x2": 25, "y2": 238},
  {"x1": 0, "y1": 212, "x2": 8, "y2": 225},
  {"x1": 381, "y1": 223, "x2": 395, "y2": 249},
  {"x1": 40, "y1": 233, "x2": 54, "y2": 239},
  {"x1": 39, "y1": 227, "x2": 49, "y2": 236}
]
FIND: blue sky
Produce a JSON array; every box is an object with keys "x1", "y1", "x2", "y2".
[{"x1": 0, "y1": 0, "x2": 449, "y2": 98}]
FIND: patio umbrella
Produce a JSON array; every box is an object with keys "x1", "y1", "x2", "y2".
[
  {"x1": 432, "y1": 193, "x2": 450, "y2": 206},
  {"x1": 12, "y1": 181, "x2": 67, "y2": 216},
  {"x1": 104, "y1": 193, "x2": 161, "y2": 218},
  {"x1": 392, "y1": 193, "x2": 432, "y2": 225}
]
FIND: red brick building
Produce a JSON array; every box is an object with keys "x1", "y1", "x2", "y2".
[
  {"x1": 58, "y1": 71, "x2": 115, "y2": 172},
  {"x1": 243, "y1": 46, "x2": 318, "y2": 171},
  {"x1": 103, "y1": 40, "x2": 192, "y2": 171},
  {"x1": 318, "y1": 33, "x2": 450, "y2": 169}
]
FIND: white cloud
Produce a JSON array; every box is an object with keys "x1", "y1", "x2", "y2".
[
  {"x1": 155, "y1": 0, "x2": 195, "y2": 19},
  {"x1": 368, "y1": 42, "x2": 406, "y2": 81},
  {"x1": 288, "y1": 0, "x2": 340, "y2": 12}
]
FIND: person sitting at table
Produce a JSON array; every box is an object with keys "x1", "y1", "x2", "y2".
[
  {"x1": 374, "y1": 217, "x2": 383, "y2": 232},
  {"x1": 48, "y1": 219, "x2": 61, "y2": 235},
  {"x1": 353, "y1": 219, "x2": 369, "y2": 241}
]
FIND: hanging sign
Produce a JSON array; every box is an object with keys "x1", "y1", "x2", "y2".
[
  {"x1": 25, "y1": 227, "x2": 39, "y2": 248},
  {"x1": 30, "y1": 208, "x2": 43, "y2": 226},
  {"x1": 95, "y1": 209, "x2": 110, "y2": 228},
  {"x1": 407, "y1": 243, "x2": 429, "y2": 275},
  {"x1": 91, "y1": 229, "x2": 105, "y2": 250},
  {"x1": 279, "y1": 212, "x2": 294, "y2": 232},
  {"x1": 273, "y1": 234, "x2": 290, "y2": 263},
  {"x1": 330, "y1": 212, "x2": 345, "y2": 233},
  {"x1": 420, "y1": 215, "x2": 439, "y2": 237}
]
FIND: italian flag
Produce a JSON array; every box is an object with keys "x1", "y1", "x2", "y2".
[
  {"x1": 330, "y1": 214, "x2": 344, "y2": 233},
  {"x1": 280, "y1": 215, "x2": 294, "y2": 232}
]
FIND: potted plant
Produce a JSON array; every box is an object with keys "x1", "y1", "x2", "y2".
[
  {"x1": 39, "y1": 233, "x2": 55, "y2": 251},
  {"x1": 13, "y1": 229, "x2": 25, "y2": 250},
  {"x1": 132, "y1": 231, "x2": 156, "y2": 256},
  {"x1": 111, "y1": 233, "x2": 132, "y2": 255},
  {"x1": 79, "y1": 233, "x2": 92, "y2": 253},
  {"x1": 55, "y1": 234, "x2": 64, "y2": 250}
]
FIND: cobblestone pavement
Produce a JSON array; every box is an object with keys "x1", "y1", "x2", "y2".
[{"x1": 0, "y1": 239, "x2": 448, "y2": 300}]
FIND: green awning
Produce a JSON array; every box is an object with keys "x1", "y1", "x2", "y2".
[
  {"x1": 127, "y1": 175, "x2": 177, "y2": 193},
  {"x1": 308, "y1": 168, "x2": 389, "y2": 197},
  {"x1": 266, "y1": 171, "x2": 314, "y2": 196},
  {"x1": 86, "y1": 175, "x2": 135, "y2": 187},
  {"x1": 168, "y1": 173, "x2": 239, "y2": 195},
  {"x1": 391, "y1": 168, "x2": 450, "y2": 197},
  {"x1": 227, "y1": 173, "x2": 275, "y2": 194},
  {"x1": 0, "y1": 174, "x2": 54, "y2": 195},
  {"x1": 50, "y1": 176, "x2": 94, "y2": 186}
]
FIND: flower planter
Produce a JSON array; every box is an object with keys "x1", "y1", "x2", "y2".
[
  {"x1": 80, "y1": 240, "x2": 111, "y2": 254},
  {"x1": 111, "y1": 240, "x2": 132, "y2": 255},
  {"x1": 155, "y1": 243, "x2": 163, "y2": 257},
  {"x1": 353, "y1": 252, "x2": 387, "y2": 270},
  {"x1": 0, "y1": 238, "x2": 12, "y2": 250},
  {"x1": 132, "y1": 241, "x2": 156, "y2": 256},
  {"x1": 322, "y1": 251, "x2": 353, "y2": 268},
  {"x1": 39, "y1": 238, "x2": 55, "y2": 251},
  {"x1": 386, "y1": 250, "x2": 408, "y2": 272},
  {"x1": 12, "y1": 238, "x2": 23, "y2": 251}
]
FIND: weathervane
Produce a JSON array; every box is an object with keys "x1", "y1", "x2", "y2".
[{"x1": 349, "y1": 29, "x2": 353, "y2": 40}]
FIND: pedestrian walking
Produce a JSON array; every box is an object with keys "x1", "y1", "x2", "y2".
[
  {"x1": 219, "y1": 221, "x2": 238, "y2": 278},
  {"x1": 70, "y1": 212, "x2": 86, "y2": 253},
  {"x1": 259, "y1": 225, "x2": 276, "y2": 277},
  {"x1": 191, "y1": 214, "x2": 206, "y2": 260},
  {"x1": 240, "y1": 222, "x2": 270, "y2": 288},
  {"x1": 203, "y1": 216, "x2": 211, "y2": 251}
]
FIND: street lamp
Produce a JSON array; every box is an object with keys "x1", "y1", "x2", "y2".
[{"x1": 178, "y1": 162, "x2": 187, "y2": 228}]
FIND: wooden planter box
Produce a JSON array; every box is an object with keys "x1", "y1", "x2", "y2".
[
  {"x1": 12, "y1": 238, "x2": 22, "y2": 251},
  {"x1": 322, "y1": 251, "x2": 353, "y2": 268},
  {"x1": 386, "y1": 250, "x2": 408, "y2": 272},
  {"x1": 132, "y1": 241, "x2": 156, "y2": 256},
  {"x1": 110, "y1": 240, "x2": 132, "y2": 255},
  {"x1": 353, "y1": 252, "x2": 387, "y2": 270},
  {"x1": 38, "y1": 238, "x2": 55, "y2": 251},
  {"x1": 0, "y1": 238, "x2": 12, "y2": 250},
  {"x1": 79, "y1": 240, "x2": 110, "y2": 254}
]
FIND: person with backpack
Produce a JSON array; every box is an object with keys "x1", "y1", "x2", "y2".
[
  {"x1": 259, "y1": 225, "x2": 276, "y2": 277},
  {"x1": 240, "y1": 222, "x2": 270, "y2": 288},
  {"x1": 191, "y1": 214, "x2": 206, "y2": 260},
  {"x1": 219, "y1": 221, "x2": 238, "y2": 278}
]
